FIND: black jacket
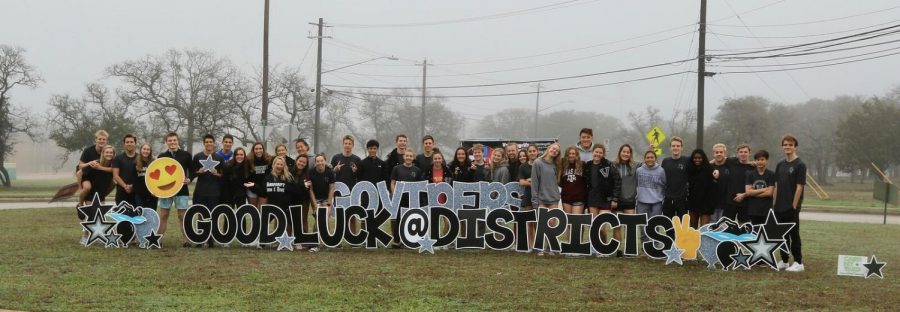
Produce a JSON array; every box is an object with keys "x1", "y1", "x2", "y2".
[{"x1": 585, "y1": 158, "x2": 622, "y2": 207}]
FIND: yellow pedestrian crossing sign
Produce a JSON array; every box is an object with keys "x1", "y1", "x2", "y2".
[{"x1": 645, "y1": 126, "x2": 666, "y2": 147}]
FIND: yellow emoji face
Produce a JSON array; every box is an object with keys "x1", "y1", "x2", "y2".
[{"x1": 145, "y1": 157, "x2": 185, "y2": 199}]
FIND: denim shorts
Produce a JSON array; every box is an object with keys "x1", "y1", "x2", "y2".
[{"x1": 158, "y1": 195, "x2": 190, "y2": 210}]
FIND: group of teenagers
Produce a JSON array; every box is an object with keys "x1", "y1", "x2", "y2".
[{"x1": 74, "y1": 127, "x2": 807, "y2": 271}]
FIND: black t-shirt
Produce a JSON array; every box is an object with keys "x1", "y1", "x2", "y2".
[
  {"x1": 774, "y1": 157, "x2": 806, "y2": 212},
  {"x1": 391, "y1": 164, "x2": 422, "y2": 183},
  {"x1": 331, "y1": 153, "x2": 361, "y2": 188},
  {"x1": 472, "y1": 163, "x2": 489, "y2": 182},
  {"x1": 745, "y1": 169, "x2": 776, "y2": 217},
  {"x1": 414, "y1": 154, "x2": 433, "y2": 173},
  {"x1": 712, "y1": 162, "x2": 730, "y2": 210},
  {"x1": 309, "y1": 167, "x2": 335, "y2": 201},
  {"x1": 78, "y1": 145, "x2": 101, "y2": 171},
  {"x1": 507, "y1": 160, "x2": 520, "y2": 185},
  {"x1": 134, "y1": 164, "x2": 151, "y2": 200},
  {"x1": 192, "y1": 151, "x2": 225, "y2": 197},
  {"x1": 726, "y1": 157, "x2": 755, "y2": 207},
  {"x1": 662, "y1": 156, "x2": 691, "y2": 199},
  {"x1": 85, "y1": 167, "x2": 114, "y2": 199},
  {"x1": 112, "y1": 152, "x2": 137, "y2": 194},
  {"x1": 518, "y1": 162, "x2": 533, "y2": 207},
  {"x1": 157, "y1": 149, "x2": 194, "y2": 196},
  {"x1": 250, "y1": 158, "x2": 270, "y2": 195},
  {"x1": 263, "y1": 175, "x2": 297, "y2": 209},
  {"x1": 449, "y1": 162, "x2": 473, "y2": 183},
  {"x1": 359, "y1": 156, "x2": 389, "y2": 185}
]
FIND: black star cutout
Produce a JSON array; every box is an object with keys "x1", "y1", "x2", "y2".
[
  {"x1": 742, "y1": 227, "x2": 779, "y2": 270},
  {"x1": 864, "y1": 255, "x2": 886, "y2": 279},
  {"x1": 80, "y1": 209, "x2": 115, "y2": 246},
  {"x1": 144, "y1": 230, "x2": 162, "y2": 249},
  {"x1": 104, "y1": 233, "x2": 122, "y2": 248},
  {"x1": 730, "y1": 249, "x2": 752, "y2": 270},
  {"x1": 77, "y1": 193, "x2": 115, "y2": 222},
  {"x1": 756, "y1": 210, "x2": 795, "y2": 253}
]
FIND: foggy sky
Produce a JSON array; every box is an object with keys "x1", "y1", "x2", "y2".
[{"x1": 3, "y1": 0, "x2": 899, "y2": 128}]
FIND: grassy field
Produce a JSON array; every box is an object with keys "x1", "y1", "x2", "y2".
[{"x1": 0, "y1": 207, "x2": 896, "y2": 311}]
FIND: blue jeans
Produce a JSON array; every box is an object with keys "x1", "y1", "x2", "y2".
[{"x1": 636, "y1": 202, "x2": 663, "y2": 248}]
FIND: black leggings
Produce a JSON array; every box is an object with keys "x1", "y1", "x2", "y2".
[{"x1": 776, "y1": 210, "x2": 803, "y2": 264}]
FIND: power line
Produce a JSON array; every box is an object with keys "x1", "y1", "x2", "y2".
[
  {"x1": 709, "y1": 24, "x2": 900, "y2": 57},
  {"x1": 717, "y1": 49, "x2": 900, "y2": 74},
  {"x1": 709, "y1": 18, "x2": 900, "y2": 39},
  {"x1": 708, "y1": 4, "x2": 900, "y2": 28},
  {"x1": 712, "y1": 36, "x2": 900, "y2": 61},
  {"x1": 329, "y1": 0, "x2": 598, "y2": 28},
  {"x1": 722, "y1": 0, "x2": 811, "y2": 98},
  {"x1": 326, "y1": 71, "x2": 691, "y2": 98},
  {"x1": 322, "y1": 57, "x2": 694, "y2": 90},
  {"x1": 329, "y1": 30, "x2": 696, "y2": 78},
  {"x1": 708, "y1": 31, "x2": 787, "y2": 102},
  {"x1": 709, "y1": 45, "x2": 900, "y2": 68}
]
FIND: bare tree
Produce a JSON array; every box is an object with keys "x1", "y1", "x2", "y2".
[
  {"x1": 108, "y1": 49, "x2": 237, "y2": 153},
  {"x1": 0, "y1": 45, "x2": 42, "y2": 187},
  {"x1": 46, "y1": 83, "x2": 141, "y2": 166}
]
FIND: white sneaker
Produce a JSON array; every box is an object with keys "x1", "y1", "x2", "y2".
[
  {"x1": 80, "y1": 236, "x2": 88, "y2": 246},
  {"x1": 785, "y1": 262, "x2": 805, "y2": 272},
  {"x1": 776, "y1": 261, "x2": 789, "y2": 271}
]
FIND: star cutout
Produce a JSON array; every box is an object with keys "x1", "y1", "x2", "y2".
[
  {"x1": 104, "y1": 233, "x2": 122, "y2": 248},
  {"x1": 81, "y1": 209, "x2": 114, "y2": 246},
  {"x1": 199, "y1": 154, "x2": 221, "y2": 173},
  {"x1": 417, "y1": 237, "x2": 436, "y2": 254},
  {"x1": 663, "y1": 245, "x2": 684, "y2": 265},
  {"x1": 757, "y1": 210, "x2": 795, "y2": 253},
  {"x1": 77, "y1": 193, "x2": 115, "y2": 222},
  {"x1": 742, "y1": 227, "x2": 779, "y2": 270},
  {"x1": 864, "y1": 255, "x2": 886, "y2": 279},
  {"x1": 730, "y1": 249, "x2": 752, "y2": 270},
  {"x1": 144, "y1": 230, "x2": 162, "y2": 249},
  {"x1": 275, "y1": 232, "x2": 296, "y2": 251}
]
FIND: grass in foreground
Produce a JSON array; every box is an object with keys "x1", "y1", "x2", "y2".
[{"x1": 0, "y1": 207, "x2": 897, "y2": 311}]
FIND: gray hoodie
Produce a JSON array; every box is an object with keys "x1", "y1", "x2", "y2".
[
  {"x1": 614, "y1": 161, "x2": 638, "y2": 204},
  {"x1": 636, "y1": 162, "x2": 666, "y2": 204},
  {"x1": 491, "y1": 162, "x2": 510, "y2": 183},
  {"x1": 531, "y1": 157, "x2": 561, "y2": 206}
]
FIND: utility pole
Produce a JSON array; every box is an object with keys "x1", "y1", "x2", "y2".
[
  {"x1": 311, "y1": 18, "x2": 324, "y2": 154},
  {"x1": 697, "y1": 0, "x2": 708, "y2": 149},
  {"x1": 261, "y1": 0, "x2": 270, "y2": 144},
  {"x1": 420, "y1": 58, "x2": 427, "y2": 141},
  {"x1": 533, "y1": 82, "x2": 541, "y2": 138}
]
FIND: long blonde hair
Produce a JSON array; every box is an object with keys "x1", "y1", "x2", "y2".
[
  {"x1": 99, "y1": 146, "x2": 115, "y2": 167},
  {"x1": 270, "y1": 156, "x2": 295, "y2": 182}
]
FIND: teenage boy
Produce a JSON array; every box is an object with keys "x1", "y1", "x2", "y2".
[
  {"x1": 661, "y1": 137, "x2": 691, "y2": 218},
  {"x1": 215, "y1": 134, "x2": 235, "y2": 162},
  {"x1": 710, "y1": 143, "x2": 729, "y2": 222},
  {"x1": 505, "y1": 143, "x2": 520, "y2": 185},
  {"x1": 576, "y1": 128, "x2": 594, "y2": 162},
  {"x1": 157, "y1": 132, "x2": 195, "y2": 248},
  {"x1": 112, "y1": 134, "x2": 139, "y2": 206},
  {"x1": 359, "y1": 139, "x2": 389, "y2": 197},
  {"x1": 724, "y1": 144, "x2": 755, "y2": 222},
  {"x1": 744, "y1": 150, "x2": 775, "y2": 226},
  {"x1": 193, "y1": 134, "x2": 225, "y2": 247},
  {"x1": 332, "y1": 135, "x2": 362, "y2": 236},
  {"x1": 386, "y1": 134, "x2": 409, "y2": 171},
  {"x1": 415, "y1": 135, "x2": 435, "y2": 171},
  {"x1": 77, "y1": 130, "x2": 111, "y2": 196},
  {"x1": 774, "y1": 134, "x2": 806, "y2": 272}
]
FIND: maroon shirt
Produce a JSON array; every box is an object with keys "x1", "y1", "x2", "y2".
[{"x1": 560, "y1": 166, "x2": 588, "y2": 204}]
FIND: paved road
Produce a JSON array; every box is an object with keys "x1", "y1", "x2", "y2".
[{"x1": 1, "y1": 201, "x2": 897, "y2": 225}]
